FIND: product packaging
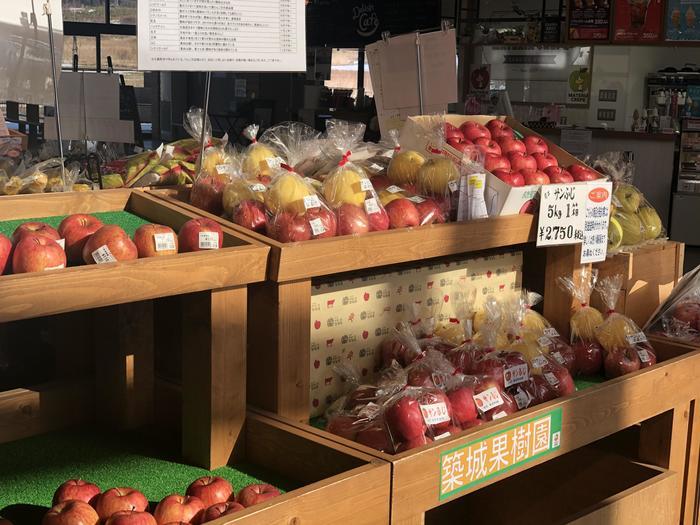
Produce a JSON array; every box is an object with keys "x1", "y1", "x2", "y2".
[
  {"x1": 241, "y1": 124, "x2": 281, "y2": 182},
  {"x1": 644, "y1": 265, "x2": 700, "y2": 343}
]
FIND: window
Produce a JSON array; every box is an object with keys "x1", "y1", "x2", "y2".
[
  {"x1": 325, "y1": 49, "x2": 372, "y2": 100},
  {"x1": 101, "y1": 34, "x2": 138, "y2": 70},
  {"x1": 109, "y1": 0, "x2": 137, "y2": 24},
  {"x1": 61, "y1": 36, "x2": 98, "y2": 70},
  {"x1": 63, "y1": 0, "x2": 107, "y2": 23}
]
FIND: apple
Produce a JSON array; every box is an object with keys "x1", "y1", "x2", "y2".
[
  {"x1": 508, "y1": 152, "x2": 537, "y2": 172},
  {"x1": 197, "y1": 502, "x2": 245, "y2": 523},
  {"x1": 133, "y1": 224, "x2": 178, "y2": 258},
  {"x1": 414, "y1": 198, "x2": 445, "y2": 225},
  {"x1": 53, "y1": 479, "x2": 101, "y2": 506},
  {"x1": 345, "y1": 385, "x2": 380, "y2": 409},
  {"x1": 445, "y1": 123, "x2": 464, "y2": 141},
  {"x1": 492, "y1": 169, "x2": 525, "y2": 187},
  {"x1": 533, "y1": 153, "x2": 558, "y2": 171},
  {"x1": 544, "y1": 166, "x2": 574, "y2": 184},
  {"x1": 636, "y1": 342, "x2": 658, "y2": 369},
  {"x1": 336, "y1": 203, "x2": 370, "y2": 236},
  {"x1": 233, "y1": 200, "x2": 267, "y2": 233},
  {"x1": 486, "y1": 119, "x2": 514, "y2": 139},
  {"x1": 604, "y1": 347, "x2": 641, "y2": 378},
  {"x1": 568, "y1": 164, "x2": 600, "y2": 182},
  {"x1": 58, "y1": 214, "x2": 104, "y2": 264},
  {"x1": 386, "y1": 396, "x2": 426, "y2": 440},
  {"x1": 237, "y1": 484, "x2": 281, "y2": 508},
  {"x1": 12, "y1": 236, "x2": 66, "y2": 273},
  {"x1": 484, "y1": 154, "x2": 511, "y2": 173},
  {"x1": 153, "y1": 495, "x2": 204, "y2": 524},
  {"x1": 531, "y1": 375, "x2": 558, "y2": 403},
  {"x1": 178, "y1": 218, "x2": 223, "y2": 252},
  {"x1": 460, "y1": 121, "x2": 491, "y2": 141},
  {"x1": 190, "y1": 177, "x2": 226, "y2": 215},
  {"x1": 11, "y1": 222, "x2": 60, "y2": 245},
  {"x1": 448, "y1": 139, "x2": 475, "y2": 155},
  {"x1": 82, "y1": 225, "x2": 138, "y2": 264},
  {"x1": 43, "y1": 500, "x2": 99, "y2": 525},
  {"x1": 474, "y1": 138, "x2": 501, "y2": 157},
  {"x1": 186, "y1": 476, "x2": 234, "y2": 508},
  {"x1": 396, "y1": 433, "x2": 432, "y2": 453},
  {"x1": 381, "y1": 338, "x2": 408, "y2": 367},
  {"x1": 523, "y1": 135, "x2": 549, "y2": 155},
  {"x1": 448, "y1": 386, "x2": 478, "y2": 425},
  {"x1": 268, "y1": 212, "x2": 312, "y2": 243},
  {"x1": 520, "y1": 169, "x2": 550, "y2": 186},
  {"x1": 105, "y1": 511, "x2": 157, "y2": 525},
  {"x1": 473, "y1": 357, "x2": 506, "y2": 389},
  {"x1": 673, "y1": 301, "x2": 700, "y2": 331},
  {"x1": 572, "y1": 340, "x2": 603, "y2": 376},
  {"x1": 496, "y1": 137, "x2": 526, "y2": 155},
  {"x1": 407, "y1": 365, "x2": 435, "y2": 387},
  {"x1": 327, "y1": 414, "x2": 360, "y2": 440},
  {"x1": 549, "y1": 340, "x2": 577, "y2": 374},
  {"x1": 94, "y1": 488, "x2": 149, "y2": 520},
  {"x1": 542, "y1": 365, "x2": 576, "y2": 397},
  {"x1": 369, "y1": 175, "x2": 391, "y2": 192},
  {"x1": 305, "y1": 206, "x2": 337, "y2": 239},
  {"x1": 385, "y1": 199, "x2": 420, "y2": 229},
  {"x1": 355, "y1": 421, "x2": 393, "y2": 452},
  {"x1": 0, "y1": 234, "x2": 10, "y2": 275},
  {"x1": 367, "y1": 207, "x2": 390, "y2": 232}
]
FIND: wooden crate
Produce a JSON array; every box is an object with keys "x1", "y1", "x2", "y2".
[
  {"x1": 591, "y1": 241, "x2": 685, "y2": 329},
  {"x1": 0, "y1": 189, "x2": 270, "y2": 470},
  {"x1": 272, "y1": 339, "x2": 700, "y2": 525}
]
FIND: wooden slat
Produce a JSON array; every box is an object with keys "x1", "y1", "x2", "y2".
[
  {"x1": 0, "y1": 189, "x2": 132, "y2": 219},
  {"x1": 684, "y1": 400, "x2": 700, "y2": 525},
  {"x1": 182, "y1": 286, "x2": 247, "y2": 470}
]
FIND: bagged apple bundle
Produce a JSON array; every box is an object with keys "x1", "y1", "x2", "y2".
[
  {"x1": 386, "y1": 129, "x2": 425, "y2": 190},
  {"x1": 222, "y1": 167, "x2": 268, "y2": 233},
  {"x1": 434, "y1": 283, "x2": 477, "y2": 346},
  {"x1": 241, "y1": 124, "x2": 283, "y2": 183},
  {"x1": 557, "y1": 268, "x2": 605, "y2": 376},
  {"x1": 370, "y1": 173, "x2": 447, "y2": 227},
  {"x1": 595, "y1": 275, "x2": 657, "y2": 378},
  {"x1": 326, "y1": 402, "x2": 394, "y2": 452},
  {"x1": 644, "y1": 266, "x2": 700, "y2": 343},
  {"x1": 404, "y1": 349, "x2": 457, "y2": 389},
  {"x1": 321, "y1": 119, "x2": 390, "y2": 235}
]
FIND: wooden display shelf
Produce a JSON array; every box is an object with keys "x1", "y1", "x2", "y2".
[{"x1": 270, "y1": 339, "x2": 700, "y2": 525}]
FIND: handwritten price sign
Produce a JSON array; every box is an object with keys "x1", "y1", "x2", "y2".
[{"x1": 537, "y1": 183, "x2": 588, "y2": 247}]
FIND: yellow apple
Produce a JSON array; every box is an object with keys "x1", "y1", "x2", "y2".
[
  {"x1": 323, "y1": 168, "x2": 367, "y2": 207},
  {"x1": 243, "y1": 143, "x2": 278, "y2": 178},
  {"x1": 417, "y1": 158, "x2": 459, "y2": 195},
  {"x1": 264, "y1": 172, "x2": 313, "y2": 215},
  {"x1": 638, "y1": 206, "x2": 662, "y2": 240},
  {"x1": 223, "y1": 179, "x2": 265, "y2": 216},
  {"x1": 388, "y1": 150, "x2": 425, "y2": 185}
]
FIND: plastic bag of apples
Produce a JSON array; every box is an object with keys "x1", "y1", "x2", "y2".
[{"x1": 644, "y1": 264, "x2": 700, "y2": 344}]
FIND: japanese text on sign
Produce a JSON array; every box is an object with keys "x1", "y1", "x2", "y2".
[
  {"x1": 580, "y1": 181, "x2": 613, "y2": 264},
  {"x1": 439, "y1": 408, "x2": 562, "y2": 499},
  {"x1": 537, "y1": 184, "x2": 587, "y2": 247}
]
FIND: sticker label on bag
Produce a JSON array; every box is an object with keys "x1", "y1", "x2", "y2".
[
  {"x1": 303, "y1": 194, "x2": 322, "y2": 210},
  {"x1": 504, "y1": 363, "x2": 529, "y2": 388},
  {"x1": 386, "y1": 185, "x2": 404, "y2": 194},
  {"x1": 360, "y1": 178, "x2": 374, "y2": 191},
  {"x1": 309, "y1": 218, "x2": 326, "y2": 236},
  {"x1": 513, "y1": 388, "x2": 532, "y2": 410},
  {"x1": 216, "y1": 164, "x2": 235, "y2": 175},
  {"x1": 408, "y1": 195, "x2": 426, "y2": 203},
  {"x1": 552, "y1": 352, "x2": 566, "y2": 365},
  {"x1": 91, "y1": 245, "x2": 117, "y2": 264},
  {"x1": 434, "y1": 431, "x2": 452, "y2": 441},
  {"x1": 431, "y1": 372, "x2": 449, "y2": 390},
  {"x1": 198, "y1": 232, "x2": 220, "y2": 250},
  {"x1": 492, "y1": 411, "x2": 508, "y2": 420},
  {"x1": 544, "y1": 327, "x2": 560, "y2": 338},
  {"x1": 266, "y1": 157, "x2": 284, "y2": 169},
  {"x1": 448, "y1": 180, "x2": 459, "y2": 193},
  {"x1": 637, "y1": 349, "x2": 651, "y2": 363},
  {"x1": 251, "y1": 183, "x2": 266, "y2": 192},
  {"x1": 538, "y1": 336, "x2": 551, "y2": 348},
  {"x1": 420, "y1": 402, "x2": 451, "y2": 425},
  {"x1": 531, "y1": 355, "x2": 549, "y2": 369},
  {"x1": 364, "y1": 197, "x2": 381, "y2": 215},
  {"x1": 358, "y1": 402, "x2": 381, "y2": 420},
  {"x1": 56, "y1": 238, "x2": 65, "y2": 250},
  {"x1": 626, "y1": 332, "x2": 648, "y2": 345},
  {"x1": 544, "y1": 372, "x2": 559, "y2": 386},
  {"x1": 154, "y1": 232, "x2": 177, "y2": 252},
  {"x1": 472, "y1": 387, "x2": 504, "y2": 413}
]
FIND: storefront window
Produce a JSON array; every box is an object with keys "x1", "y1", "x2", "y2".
[
  {"x1": 325, "y1": 49, "x2": 362, "y2": 99},
  {"x1": 101, "y1": 34, "x2": 138, "y2": 70},
  {"x1": 61, "y1": 35, "x2": 98, "y2": 70},
  {"x1": 63, "y1": 0, "x2": 107, "y2": 23},
  {"x1": 109, "y1": 0, "x2": 137, "y2": 24}
]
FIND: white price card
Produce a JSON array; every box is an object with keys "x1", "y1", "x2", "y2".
[
  {"x1": 386, "y1": 185, "x2": 404, "y2": 194},
  {"x1": 544, "y1": 327, "x2": 560, "y2": 338},
  {"x1": 472, "y1": 387, "x2": 504, "y2": 413},
  {"x1": 537, "y1": 183, "x2": 587, "y2": 247},
  {"x1": 251, "y1": 183, "x2": 266, "y2": 192},
  {"x1": 216, "y1": 164, "x2": 235, "y2": 175},
  {"x1": 626, "y1": 332, "x2": 648, "y2": 345},
  {"x1": 364, "y1": 197, "x2": 381, "y2": 215},
  {"x1": 503, "y1": 363, "x2": 529, "y2": 388},
  {"x1": 308, "y1": 218, "x2": 326, "y2": 236},
  {"x1": 154, "y1": 232, "x2": 177, "y2": 252},
  {"x1": 531, "y1": 355, "x2": 549, "y2": 369},
  {"x1": 91, "y1": 245, "x2": 117, "y2": 264},
  {"x1": 303, "y1": 194, "x2": 322, "y2": 210},
  {"x1": 198, "y1": 232, "x2": 220, "y2": 250},
  {"x1": 420, "y1": 402, "x2": 451, "y2": 425},
  {"x1": 360, "y1": 178, "x2": 374, "y2": 191},
  {"x1": 408, "y1": 195, "x2": 426, "y2": 203},
  {"x1": 138, "y1": 0, "x2": 307, "y2": 72},
  {"x1": 580, "y1": 181, "x2": 613, "y2": 264}
]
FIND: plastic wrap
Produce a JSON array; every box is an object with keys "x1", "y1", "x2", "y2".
[
  {"x1": 521, "y1": 291, "x2": 576, "y2": 373},
  {"x1": 404, "y1": 349, "x2": 456, "y2": 389},
  {"x1": 644, "y1": 265, "x2": 700, "y2": 343},
  {"x1": 223, "y1": 170, "x2": 268, "y2": 233},
  {"x1": 371, "y1": 173, "x2": 447, "y2": 227},
  {"x1": 241, "y1": 124, "x2": 281, "y2": 182},
  {"x1": 595, "y1": 275, "x2": 657, "y2": 378},
  {"x1": 386, "y1": 129, "x2": 425, "y2": 187},
  {"x1": 435, "y1": 283, "x2": 477, "y2": 346}
]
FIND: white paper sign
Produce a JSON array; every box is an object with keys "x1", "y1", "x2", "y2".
[
  {"x1": 537, "y1": 183, "x2": 587, "y2": 246},
  {"x1": 580, "y1": 181, "x2": 613, "y2": 264},
  {"x1": 138, "y1": 0, "x2": 306, "y2": 72}
]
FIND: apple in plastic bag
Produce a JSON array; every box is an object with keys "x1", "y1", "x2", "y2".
[
  {"x1": 268, "y1": 212, "x2": 312, "y2": 243},
  {"x1": 233, "y1": 200, "x2": 267, "y2": 233},
  {"x1": 337, "y1": 203, "x2": 370, "y2": 236},
  {"x1": 306, "y1": 206, "x2": 338, "y2": 239},
  {"x1": 355, "y1": 421, "x2": 393, "y2": 452},
  {"x1": 327, "y1": 414, "x2": 360, "y2": 441},
  {"x1": 448, "y1": 386, "x2": 478, "y2": 426},
  {"x1": 604, "y1": 347, "x2": 641, "y2": 378},
  {"x1": 386, "y1": 199, "x2": 420, "y2": 229},
  {"x1": 572, "y1": 339, "x2": 604, "y2": 376},
  {"x1": 415, "y1": 198, "x2": 446, "y2": 225},
  {"x1": 386, "y1": 396, "x2": 426, "y2": 440},
  {"x1": 396, "y1": 433, "x2": 432, "y2": 453},
  {"x1": 673, "y1": 301, "x2": 700, "y2": 331}
]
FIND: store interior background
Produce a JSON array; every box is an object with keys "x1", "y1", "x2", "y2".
[{"x1": 5, "y1": 0, "x2": 700, "y2": 269}]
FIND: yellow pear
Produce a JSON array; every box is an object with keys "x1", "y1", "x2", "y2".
[
  {"x1": 388, "y1": 150, "x2": 425, "y2": 185},
  {"x1": 616, "y1": 212, "x2": 644, "y2": 245},
  {"x1": 323, "y1": 167, "x2": 367, "y2": 207},
  {"x1": 223, "y1": 179, "x2": 265, "y2": 216},
  {"x1": 265, "y1": 173, "x2": 313, "y2": 215},
  {"x1": 418, "y1": 157, "x2": 459, "y2": 195},
  {"x1": 638, "y1": 206, "x2": 662, "y2": 240}
]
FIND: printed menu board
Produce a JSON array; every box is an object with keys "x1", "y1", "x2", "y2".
[
  {"x1": 613, "y1": 0, "x2": 664, "y2": 41},
  {"x1": 568, "y1": 0, "x2": 611, "y2": 40},
  {"x1": 666, "y1": 0, "x2": 700, "y2": 40}
]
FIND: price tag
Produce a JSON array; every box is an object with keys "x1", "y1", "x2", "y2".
[
  {"x1": 56, "y1": 238, "x2": 66, "y2": 250},
  {"x1": 537, "y1": 183, "x2": 587, "y2": 247},
  {"x1": 91, "y1": 245, "x2": 117, "y2": 264},
  {"x1": 637, "y1": 349, "x2": 651, "y2": 363},
  {"x1": 431, "y1": 372, "x2": 449, "y2": 390},
  {"x1": 386, "y1": 185, "x2": 404, "y2": 194},
  {"x1": 448, "y1": 180, "x2": 459, "y2": 193},
  {"x1": 303, "y1": 194, "x2": 322, "y2": 210},
  {"x1": 472, "y1": 387, "x2": 504, "y2": 413},
  {"x1": 251, "y1": 183, "x2": 266, "y2": 192},
  {"x1": 531, "y1": 355, "x2": 549, "y2": 369},
  {"x1": 492, "y1": 411, "x2": 508, "y2": 420},
  {"x1": 266, "y1": 157, "x2": 284, "y2": 169},
  {"x1": 360, "y1": 178, "x2": 374, "y2": 191},
  {"x1": 544, "y1": 327, "x2": 560, "y2": 338},
  {"x1": 408, "y1": 195, "x2": 426, "y2": 203},
  {"x1": 513, "y1": 387, "x2": 533, "y2": 410},
  {"x1": 358, "y1": 402, "x2": 381, "y2": 420},
  {"x1": 434, "y1": 431, "x2": 452, "y2": 441},
  {"x1": 503, "y1": 363, "x2": 529, "y2": 388},
  {"x1": 626, "y1": 332, "x2": 648, "y2": 345},
  {"x1": 580, "y1": 181, "x2": 613, "y2": 264},
  {"x1": 544, "y1": 372, "x2": 559, "y2": 386},
  {"x1": 198, "y1": 232, "x2": 220, "y2": 250},
  {"x1": 154, "y1": 232, "x2": 177, "y2": 252},
  {"x1": 216, "y1": 164, "x2": 235, "y2": 175},
  {"x1": 420, "y1": 402, "x2": 451, "y2": 425},
  {"x1": 538, "y1": 336, "x2": 552, "y2": 348},
  {"x1": 552, "y1": 352, "x2": 566, "y2": 365},
  {"x1": 364, "y1": 197, "x2": 381, "y2": 215},
  {"x1": 309, "y1": 218, "x2": 326, "y2": 236}
]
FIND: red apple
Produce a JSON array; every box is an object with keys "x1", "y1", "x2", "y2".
[
  {"x1": 197, "y1": 502, "x2": 245, "y2": 523},
  {"x1": 367, "y1": 206, "x2": 390, "y2": 232},
  {"x1": 673, "y1": 301, "x2": 700, "y2": 331},
  {"x1": 237, "y1": 484, "x2": 281, "y2": 508},
  {"x1": 460, "y1": 121, "x2": 491, "y2": 141},
  {"x1": 531, "y1": 375, "x2": 558, "y2": 403},
  {"x1": 305, "y1": 206, "x2": 338, "y2": 238},
  {"x1": 520, "y1": 169, "x2": 550, "y2": 185},
  {"x1": 134, "y1": 224, "x2": 178, "y2": 258},
  {"x1": 492, "y1": 169, "x2": 525, "y2": 187},
  {"x1": 636, "y1": 342, "x2": 658, "y2": 369},
  {"x1": 0, "y1": 233, "x2": 10, "y2": 275},
  {"x1": 496, "y1": 137, "x2": 526, "y2": 155},
  {"x1": 542, "y1": 366, "x2": 576, "y2": 397},
  {"x1": 396, "y1": 433, "x2": 432, "y2": 452},
  {"x1": 12, "y1": 236, "x2": 66, "y2": 273},
  {"x1": 568, "y1": 164, "x2": 600, "y2": 181},
  {"x1": 549, "y1": 340, "x2": 577, "y2": 374},
  {"x1": 508, "y1": 152, "x2": 537, "y2": 172},
  {"x1": 445, "y1": 123, "x2": 464, "y2": 141},
  {"x1": 449, "y1": 139, "x2": 477, "y2": 156},
  {"x1": 523, "y1": 135, "x2": 549, "y2": 155},
  {"x1": 82, "y1": 225, "x2": 138, "y2": 264},
  {"x1": 336, "y1": 203, "x2": 369, "y2": 236},
  {"x1": 473, "y1": 357, "x2": 506, "y2": 389},
  {"x1": 369, "y1": 175, "x2": 391, "y2": 192},
  {"x1": 267, "y1": 212, "x2": 312, "y2": 243},
  {"x1": 533, "y1": 153, "x2": 558, "y2": 171},
  {"x1": 43, "y1": 500, "x2": 99, "y2": 525},
  {"x1": 94, "y1": 488, "x2": 149, "y2": 520},
  {"x1": 604, "y1": 347, "x2": 641, "y2": 378},
  {"x1": 327, "y1": 414, "x2": 360, "y2": 441},
  {"x1": 178, "y1": 218, "x2": 224, "y2": 252},
  {"x1": 53, "y1": 479, "x2": 101, "y2": 506},
  {"x1": 11, "y1": 222, "x2": 60, "y2": 245},
  {"x1": 474, "y1": 138, "x2": 501, "y2": 156},
  {"x1": 345, "y1": 385, "x2": 380, "y2": 409},
  {"x1": 572, "y1": 340, "x2": 603, "y2": 376},
  {"x1": 186, "y1": 476, "x2": 234, "y2": 508},
  {"x1": 448, "y1": 386, "x2": 478, "y2": 425},
  {"x1": 355, "y1": 421, "x2": 393, "y2": 452},
  {"x1": 58, "y1": 214, "x2": 104, "y2": 264},
  {"x1": 386, "y1": 396, "x2": 426, "y2": 440},
  {"x1": 190, "y1": 176, "x2": 225, "y2": 215},
  {"x1": 545, "y1": 166, "x2": 574, "y2": 184},
  {"x1": 407, "y1": 366, "x2": 435, "y2": 388},
  {"x1": 484, "y1": 154, "x2": 511, "y2": 173},
  {"x1": 415, "y1": 198, "x2": 446, "y2": 224},
  {"x1": 486, "y1": 119, "x2": 514, "y2": 139},
  {"x1": 105, "y1": 511, "x2": 157, "y2": 525},
  {"x1": 385, "y1": 199, "x2": 420, "y2": 229},
  {"x1": 153, "y1": 495, "x2": 205, "y2": 525},
  {"x1": 233, "y1": 200, "x2": 267, "y2": 233}
]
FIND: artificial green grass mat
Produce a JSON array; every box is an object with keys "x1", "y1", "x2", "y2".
[
  {"x1": 0, "y1": 426, "x2": 295, "y2": 513},
  {"x1": 0, "y1": 211, "x2": 151, "y2": 239},
  {"x1": 575, "y1": 375, "x2": 606, "y2": 391}
]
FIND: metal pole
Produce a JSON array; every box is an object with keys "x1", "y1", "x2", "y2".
[
  {"x1": 197, "y1": 71, "x2": 212, "y2": 173},
  {"x1": 415, "y1": 32, "x2": 424, "y2": 114},
  {"x1": 44, "y1": 0, "x2": 65, "y2": 187}
]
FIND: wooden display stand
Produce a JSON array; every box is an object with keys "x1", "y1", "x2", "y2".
[{"x1": 0, "y1": 190, "x2": 269, "y2": 469}]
